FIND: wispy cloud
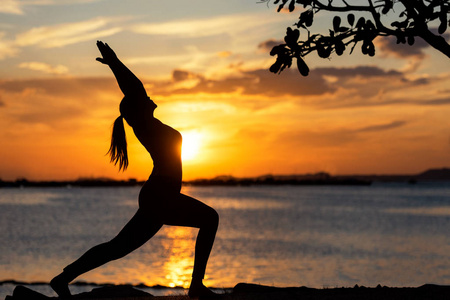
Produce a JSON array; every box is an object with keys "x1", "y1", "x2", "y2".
[
  {"x1": 0, "y1": 32, "x2": 18, "y2": 59},
  {"x1": 0, "y1": 0, "x2": 103, "y2": 15},
  {"x1": 0, "y1": 0, "x2": 23, "y2": 15},
  {"x1": 18, "y1": 62, "x2": 69, "y2": 75},
  {"x1": 257, "y1": 39, "x2": 283, "y2": 52},
  {"x1": 131, "y1": 12, "x2": 282, "y2": 38},
  {"x1": 376, "y1": 30, "x2": 450, "y2": 59},
  {"x1": 15, "y1": 17, "x2": 123, "y2": 48},
  {"x1": 149, "y1": 68, "x2": 335, "y2": 97},
  {"x1": 376, "y1": 36, "x2": 429, "y2": 59},
  {"x1": 356, "y1": 120, "x2": 407, "y2": 132}
]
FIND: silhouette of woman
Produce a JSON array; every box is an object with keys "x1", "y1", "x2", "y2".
[{"x1": 50, "y1": 41, "x2": 219, "y2": 298}]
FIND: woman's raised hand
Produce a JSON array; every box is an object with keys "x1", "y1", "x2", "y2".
[{"x1": 96, "y1": 41, "x2": 118, "y2": 65}]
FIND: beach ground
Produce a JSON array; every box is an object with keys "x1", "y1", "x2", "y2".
[{"x1": 6, "y1": 283, "x2": 450, "y2": 300}]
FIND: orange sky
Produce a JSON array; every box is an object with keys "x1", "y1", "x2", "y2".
[{"x1": 0, "y1": 1, "x2": 449, "y2": 181}]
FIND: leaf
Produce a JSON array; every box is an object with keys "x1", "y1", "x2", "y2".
[
  {"x1": 347, "y1": 14, "x2": 355, "y2": 27},
  {"x1": 279, "y1": 56, "x2": 292, "y2": 72},
  {"x1": 296, "y1": 57, "x2": 309, "y2": 76},
  {"x1": 396, "y1": 37, "x2": 406, "y2": 44},
  {"x1": 338, "y1": 26, "x2": 350, "y2": 32},
  {"x1": 407, "y1": 35, "x2": 415, "y2": 46},
  {"x1": 438, "y1": 12, "x2": 448, "y2": 34},
  {"x1": 333, "y1": 16, "x2": 341, "y2": 32},
  {"x1": 316, "y1": 42, "x2": 331, "y2": 58},
  {"x1": 382, "y1": 0, "x2": 393, "y2": 15},
  {"x1": 277, "y1": 0, "x2": 288, "y2": 12},
  {"x1": 270, "y1": 60, "x2": 283, "y2": 74},
  {"x1": 335, "y1": 40, "x2": 345, "y2": 56},
  {"x1": 289, "y1": 0, "x2": 296, "y2": 12},
  {"x1": 349, "y1": 41, "x2": 358, "y2": 55},
  {"x1": 356, "y1": 17, "x2": 366, "y2": 29},
  {"x1": 391, "y1": 21, "x2": 401, "y2": 28},
  {"x1": 361, "y1": 42, "x2": 368, "y2": 55},
  {"x1": 270, "y1": 44, "x2": 285, "y2": 56},
  {"x1": 285, "y1": 28, "x2": 300, "y2": 48},
  {"x1": 362, "y1": 41, "x2": 375, "y2": 56},
  {"x1": 365, "y1": 20, "x2": 375, "y2": 31},
  {"x1": 368, "y1": 42, "x2": 375, "y2": 57},
  {"x1": 299, "y1": 9, "x2": 314, "y2": 27}
]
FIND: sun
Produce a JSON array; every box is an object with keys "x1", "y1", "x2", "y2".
[{"x1": 181, "y1": 131, "x2": 202, "y2": 161}]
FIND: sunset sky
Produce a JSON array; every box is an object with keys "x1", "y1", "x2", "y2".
[{"x1": 0, "y1": 0, "x2": 449, "y2": 181}]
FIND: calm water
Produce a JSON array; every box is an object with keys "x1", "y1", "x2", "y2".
[{"x1": 1, "y1": 183, "x2": 450, "y2": 297}]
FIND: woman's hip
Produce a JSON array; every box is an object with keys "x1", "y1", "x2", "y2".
[{"x1": 138, "y1": 175, "x2": 181, "y2": 208}]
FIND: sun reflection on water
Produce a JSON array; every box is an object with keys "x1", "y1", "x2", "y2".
[{"x1": 161, "y1": 227, "x2": 196, "y2": 288}]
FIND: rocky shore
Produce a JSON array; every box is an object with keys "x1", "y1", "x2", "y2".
[{"x1": 6, "y1": 283, "x2": 450, "y2": 300}]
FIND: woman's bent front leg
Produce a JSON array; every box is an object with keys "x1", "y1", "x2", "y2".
[{"x1": 160, "y1": 193, "x2": 219, "y2": 297}]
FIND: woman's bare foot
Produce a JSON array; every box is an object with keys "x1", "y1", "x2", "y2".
[
  {"x1": 50, "y1": 273, "x2": 71, "y2": 298},
  {"x1": 188, "y1": 282, "x2": 220, "y2": 299}
]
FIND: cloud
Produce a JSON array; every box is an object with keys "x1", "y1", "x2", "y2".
[
  {"x1": 276, "y1": 128, "x2": 361, "y2": 148},
  {"x1": 274, "y1": 119, "x2": 409, "y2": 150},
  {"x1": 0, "y1": 32, "x2": 18, "y2": 59},
  {"x1": 376, "y1": 36, "x2": 429, "y2": 58},
  {"x1": 356, "y1": 120, "x2": 407, "y2": 132},
  {"x1": 0, "y1": 16, "x2": 123, "y2": 61},
  {"x1": 131, "y1": 12, "x2": 283, "y2": 38},
  {"x1": 315, "y1": 66, "x2": 402, "y2": 78},
  {"x1": 148, "y1": 65, "x2": 449, "y2": 112},
  {"x1": 151, "y1": 68, "x2": 335, "y2": 97},
  {"x1": 0, "y1": 0, "x2": 103, "y2": 15},
  {"x1": 217, "y1": 51, "x2": 232, "y2": 58},
  {"x1": 0, "y1": 77, "x2": 121, "y2": 133},
  {"x1": 376, "y1": 31, "x2": 450, "y2": 59},
  {"x1": 172, "y1": 69, "x2": 199, "y2": 82},
  {"x1": 0, "y1": 65, "x2": 447, "y2": 120},
  {"x1": 18, "y1": 62, "x2": 69, "y2": 75},
  {"x1": 0, "y1": 0, "x2": 23, "y2": 14},
  {"x1": 412, "y1": 96, "x2": 450, "y2": 106},
  {"x1": 149, "y1": 64, "x2": 412, "y2": 100},
  {"x1": 258, "y1": 39, "x2": 283, "y2": 52},
  {"x1": 15, "y1": 17, "x2": 123, "y2": 48},
  {"x1": 0, "y1": 77, "x2": 119, "y2": 127}
]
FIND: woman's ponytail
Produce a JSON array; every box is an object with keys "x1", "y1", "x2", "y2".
[{"x1": 107, "y1": 115, "x2": 128, "y2": 171}]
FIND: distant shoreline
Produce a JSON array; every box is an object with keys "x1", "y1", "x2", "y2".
[{"x1": 1, "y1": 168, "x2": 449, "y2": 188}]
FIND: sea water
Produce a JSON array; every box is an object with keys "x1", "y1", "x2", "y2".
[{"x1": 1, "y1": 183, "x2": 449, "y2": 297}]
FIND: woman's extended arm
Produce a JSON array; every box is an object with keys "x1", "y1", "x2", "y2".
[{"x1": 96, "y1": 41, "x2": 147, "y2": 99}]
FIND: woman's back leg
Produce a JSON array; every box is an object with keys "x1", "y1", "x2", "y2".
[{"x1": 51, "y1": 209, "x2": 163, "y2": 297}]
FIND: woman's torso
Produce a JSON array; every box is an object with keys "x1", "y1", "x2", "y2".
[
  {"x1": 134, "y1": 118, "x2": 183, "y2": 181},
  {"x1": 123, "y1": 98, "x2": 183, "y2": 183}
]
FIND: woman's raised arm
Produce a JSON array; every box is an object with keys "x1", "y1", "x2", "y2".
[{"x1": 96, "y1": 41, "x2": 147, "y2": 99}]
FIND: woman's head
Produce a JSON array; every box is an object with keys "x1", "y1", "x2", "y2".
[
  {"x1": 119, "y1": 97, "x2": 136, "y2": 127},
  {"x1": 109, "y1": 96, "x2": 156, "y2": 171}
]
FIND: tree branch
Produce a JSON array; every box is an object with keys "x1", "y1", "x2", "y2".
[
  {"x1": 311, "y1": 0, "x2": 374, "y2": 12},
  {"x1": 417, "y1": 27, "x2": 450, "y2": 58}
]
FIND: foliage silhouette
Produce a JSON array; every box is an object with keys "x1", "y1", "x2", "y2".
[{"x1": 261, "y1": 0, "x2": 450, "y2": 76}]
